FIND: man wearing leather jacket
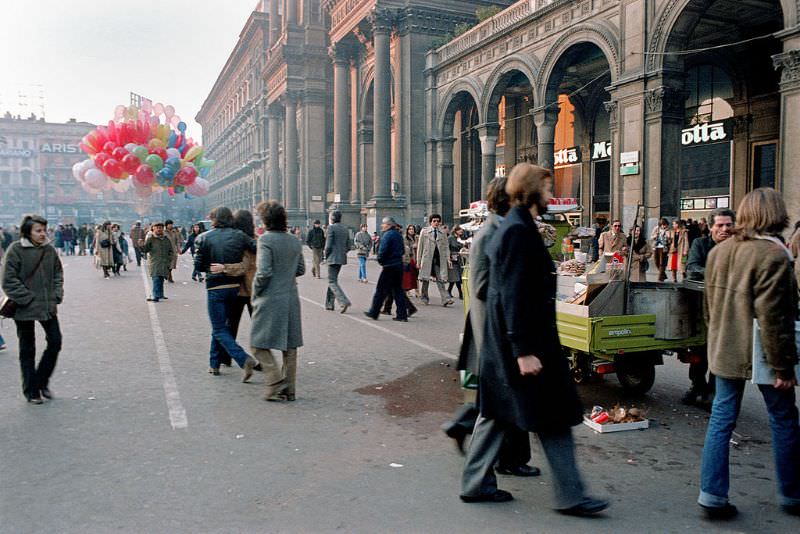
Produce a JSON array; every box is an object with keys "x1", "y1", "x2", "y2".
[{"x1": 194, "y1": 207, "x2": 258, "y2": 377}]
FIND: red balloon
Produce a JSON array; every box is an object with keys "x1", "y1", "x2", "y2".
[
  {"x1": 121, "y1": 153, "x2": 141, "y2": 173},
  {"x1": 151, "y1": 147, "x2": 168, "y2": 161},
  {"x1": 102, "y1": 158, "x2": 123, "y2": 179},
  {"x1": 118, "y1": 122, "x2": 134, "y2": 145},
  {"x1": 134, "y1": 164, "x2": 155, "y2": 186},
  {"x1": 174, "y1": 166, "x2": 198, "y2": 186},
  {"x1": 103, "y1": 141, "x2": 117, "y2": 154},
  {"x1": 111, "y1": 147, "x2": 128, "y2": 160},
  {"x1": 94, "y1": 152, "x2": 111, "y2": 170},
  {"x1": 80, "y1": 141, "x2": 97, "y2": 156}
]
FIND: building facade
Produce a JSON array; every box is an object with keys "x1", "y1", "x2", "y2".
[
  {"x1": 426, "y1": 0, "x2": 800, "y2": 229},
  {"x1": 199, "y1": 0, "x2": 799, "y2": 231}
]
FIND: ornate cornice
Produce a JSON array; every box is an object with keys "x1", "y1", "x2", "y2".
[
  {"x1": 733, "y1": 114, "x2": 752, "y2": 136},
  {"x1": 603, "y1": 100, "x2": 618, "y2": 128},
  {"x1": 773, "y1": 49, "x2": 800, "y2": 89},
  {"x1": 646, "y1": 0, "x2": 681, "y2": 72},
  {"x1": 396, "y1": 7, "x2": 473, "y2": 37},
  {"x1": 369, "y1": 7, "x2": 396, "y2": 34},
  {"x1": 645, "y1": 86, "x2": 686, "y2": 118}
]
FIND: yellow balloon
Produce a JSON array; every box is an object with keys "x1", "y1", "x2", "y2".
[
  {"x1": 148, "y1": 138, "x2": 165, "y2": 150},
  {"x1": 185, "y1": 146, "x2": 203, "y2": 162},
  {"x1": 157, "y1": 125, "x2": 169, "y2": 143}
]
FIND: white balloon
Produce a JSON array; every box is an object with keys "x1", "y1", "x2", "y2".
[
  {"x1": 166, "y1": 148, "x2": 181, "y2": 160},
  {"x1": 84, "y1": 168, "x2": 106, "y2": 189},
  {"x1": 124, "y1": 143, "x2": 137, "y2": 153},
  {"x1": 111, "y1": 179, "x2": 131, "y2": 193}
]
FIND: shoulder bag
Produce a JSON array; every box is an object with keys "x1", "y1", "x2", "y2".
[{"x1": 0, "y1": 248, "x2": 47, "y2": 318}]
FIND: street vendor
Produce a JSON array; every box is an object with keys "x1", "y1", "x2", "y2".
[
  {"x1": 681, "y1": 207, "x2": 735, "y2": 407},
  {"x1": 597, "y1": 220, "x2": 626, "y2": 255}
]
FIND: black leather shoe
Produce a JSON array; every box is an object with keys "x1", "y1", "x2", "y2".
[
  {"x1": 700, "y1": 503, "x2": 738, "y2": 520},
  {"x1": 460, "y1": 489, "x2": 513, "y2": 503},
  {"x1": 363, "y1": 312, "x2": 378, "y2": 320},
  {"x1": 392, "y1": 317, "x2": 408, "y2": 322},
  {"x1": 26, "y1": 396, "x2": 44, "y2": 405},
  {"x1": 557, "y1": 498, "x2": 610, "y2": 517},
  {"x1": 40, "y1": 387, "x2": 53, "y2": 400},
  {"x1": 441, "y1": 422, "x2": 467, "y2": 455},
  {"x1": 496, "y1": 465, "x2": 541, "y2": 477},
  {"x1": 782, "y1": 504, "x2": 800, "y2": 516}
]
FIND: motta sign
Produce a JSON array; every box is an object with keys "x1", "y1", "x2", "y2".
[
  {"x1": 554, "y1": 146, "x2": 581, "y2": 166},
  {"x1": 0, "y1": 147, "x2": 33, "y2": 158},
  {"x1": 591, "y1": 141, "x2": 611, "y2": 160},
  {"x1": 681, "y1": 122, "x2": 728, "y2": 146},
  {"x1": 40, "y1": 143, "x2": 80, "y2": 154}
]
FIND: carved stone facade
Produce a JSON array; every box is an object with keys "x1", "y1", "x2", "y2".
[{"x1": 427, "y1": 0, "x2": 800, "y2": 229}]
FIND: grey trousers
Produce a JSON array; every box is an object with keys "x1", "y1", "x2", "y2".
[
  {"x1": 326, "y1": 264, "x2": 350, "y2": 309},
  {"x1": 253, "y1": 347, "x2": 297, "y2": 396},
  {"x1": 420, "y1": 279, "x2": 450, "y2": 304},
  {"x1": 461, "y1": 415, "x2": 587, "y2": 509}
]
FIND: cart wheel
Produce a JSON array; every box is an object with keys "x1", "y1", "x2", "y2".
[
  {"x1": 616, "y1": 363, "x2": 656, "y2": 395},
  {"x1": 569, "y1": 351, "x2": 594, "y2": 385}
]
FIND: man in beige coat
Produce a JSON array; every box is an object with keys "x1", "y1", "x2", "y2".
[
  {"x1": 598, "y1": 220, "x2": 626, "y2": 255},
  {"x1": 416, "y1": 214, "x2": 453, "y2": 307}
]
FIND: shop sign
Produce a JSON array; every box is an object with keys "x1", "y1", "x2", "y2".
[
  {"x1": 591, "y1": 141, "x2": 611, "y2": 160},
  {"x1": 40, "y1": 143, "x2": 80, "y2": 154},
  {"x1": 554, "y1": 146, "x2": 581, "y2": 166},
  {"x1": 620, "y1": 164, "x2": 640, "y2": 176},
  {"x1": 620, "y1": 151, "x2": 639, "y2": 164},
  {"x1": 681, "y1": 122, "x2": 728, "y2": 146},
  {"x1": 0, "y1": 147, "x2": 33, "y2": 158}
]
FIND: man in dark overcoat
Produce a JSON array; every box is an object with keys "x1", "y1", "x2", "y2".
[{"x1": 460, "y1": 163, "x2": 608, "y2": 517}]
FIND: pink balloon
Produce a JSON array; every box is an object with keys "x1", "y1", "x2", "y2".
[
  {"x1": 164, "y1": 105, "x2": 175, "y2": 119},
  {"x1": 114, "y1": 104, "x2": 125, "y2": 120},
  {"x1": 170, "y1": 115, "x2": 180, "y2": 127},
  {"x1": 153, "y1": 102, "x2": 164, "y2": 116}
]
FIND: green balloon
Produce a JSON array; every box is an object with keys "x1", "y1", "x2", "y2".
[
  {"x1": 133, "y1": 145, "x2": 148, "y2": 161},
  {"x1": 145, "y1": 154, "x2": 164, "y2": 171}
]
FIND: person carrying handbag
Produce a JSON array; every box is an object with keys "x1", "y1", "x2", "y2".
[{"x1": 1, "y1": 215, "x2": 63, "y2": 404}]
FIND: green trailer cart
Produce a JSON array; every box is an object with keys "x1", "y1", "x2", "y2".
[{"x1": 556, "y1": 278, "x2": 706, "y2": 394}]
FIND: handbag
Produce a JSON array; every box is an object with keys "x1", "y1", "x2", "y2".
[
  {"x1": 0, "y1": 248, "x2": 47, "y2": 318},
  {"x1": 100, "y1": 239, "x2": 111, "y2": 248}
]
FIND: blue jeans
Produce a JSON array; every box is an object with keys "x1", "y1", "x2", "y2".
[
  {"x1": 358, "y1": 256, "x2": 367, "y2": 281},
  {"x1": 206, "y1": 287, "x2": 250, "y2": 370},
  {"x1": 699, "y1": 376, "x2": 800, "y2": 507},
  {"x1": 151, "y1": 276, "x2": 165, "y2": 299}
]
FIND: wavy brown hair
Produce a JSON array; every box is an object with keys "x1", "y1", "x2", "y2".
[
  {"x1": 256, "y1": 200, "x2": 287, "y2": 232},
  {"x1": 505, "y1": 163, "x2": 551, "y2": 209},
  {"x1": 734, "y1": 187, "x2": 788, "y2": 240}
]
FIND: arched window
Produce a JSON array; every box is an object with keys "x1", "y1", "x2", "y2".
[{"x1": 685, "y1": 64, "x2": 734, "y2": 125}]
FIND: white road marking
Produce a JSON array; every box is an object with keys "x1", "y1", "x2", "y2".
[
  {"x1": 299, "y1": 296, "x2": 458, "y2": 360},
  {"x1": 140, "y1": 267, "x2": 188, "y2": 429}
]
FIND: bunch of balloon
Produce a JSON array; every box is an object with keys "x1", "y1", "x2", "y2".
[{"x1": 75, "y1": 103, "x2": 214, "y2": 199}]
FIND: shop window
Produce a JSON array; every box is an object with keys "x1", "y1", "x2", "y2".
[
  {"x1": 680, "y1": 142, "x2": 730, "y2": 198},
  {"x1": 592, "y1": 160, "x2": 610, "y2": 213},
  {"x1": 685, "y1": 65, "x2": 734, "y2": 125},
  {"x1": 752, "y1": 141, "x2": 778, "y2": 189}
]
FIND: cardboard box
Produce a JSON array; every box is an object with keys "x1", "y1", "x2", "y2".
[{"x1": 583, "y1": 416, "x2": 649, "y2": 433}]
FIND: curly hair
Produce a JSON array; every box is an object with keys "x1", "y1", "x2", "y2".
[{"x1": 256, "y1": 200, "x2": 287, "y2": 232}]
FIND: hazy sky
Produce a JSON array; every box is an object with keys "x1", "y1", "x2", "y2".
[{"x1": 1, "y1": 0, "x2": 261, "y2": 143}]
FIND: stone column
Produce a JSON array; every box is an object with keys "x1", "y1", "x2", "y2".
[
  {"x1": 436, "y1": 137, "x2": 456, "y2": 223},
  {"x1": 267, "y1": 105, "x2": 282, "y2": 201},
  {"x1": 476, "y1": 122, "x2": 499, "y2": 196},
  {"x1": 331, "y1": 45, "x2": 351, "y2": 204},
  {"x1": 773, "y1": 49, "x2": 800, "y2": 224},
  {"x1": 269, "y1": 0, "x2": 279, "y2": 46},
  {"x1": 371, "y1": 9, "x2": 393, "y2": 201},
  {"x1": 644, "y1": 84, "x2": 687, "y2": 220},
  {"x1": 284, "y1": 93, "x2": 299, "y2": 210},
  {"x1": 532, "y1": 107, "x2": 559, "y2": 171}
]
